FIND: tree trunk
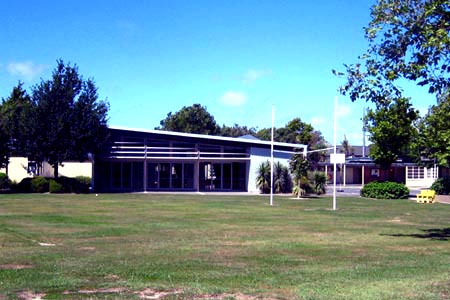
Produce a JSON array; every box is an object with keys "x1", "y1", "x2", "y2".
[{"x1": 54, "y1": 163, "x2": 59, "y2": 179}]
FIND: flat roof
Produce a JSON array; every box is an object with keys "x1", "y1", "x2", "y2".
[{"x1": 109, "y1": 126, "x2": 307, "y2": 151}]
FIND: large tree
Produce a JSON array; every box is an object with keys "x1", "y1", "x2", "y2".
[
  {"x1": 220, "y1": 123, "x2": 257, "y2": 138},
  {"x1": 32, "y1": 60, "x2": 109, "y2": 177},
  {"x1": 337, "y1": 0, "x2": 449, "y2": 168},
  {"x1": 338, "y1": 0, "x2": 450, "y2": 103},
  {"x1": 157, "y1": 103, "x2": 220, "y2": 135},
  {"x1": 365, "y1": 97, "x2": 419, "y2": 169},
  {"x1": 0, "y1": 82, "x2": 35, "y2": 168},
  {"x1": 414, "y1": 92, "x2": 450, "y2": 166}
]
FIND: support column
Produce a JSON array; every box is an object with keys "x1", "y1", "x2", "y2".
[
  {"x1": 362, "y1": 165, "x2": 365, "y2": 186},
  {"x1": 143, "y1": 141, "x2": 148, "y2": 192},
  {"x1": 343, "y1": 164, "x2": 346, "y2": 186}
]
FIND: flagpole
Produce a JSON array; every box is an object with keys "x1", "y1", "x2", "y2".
[
  {"x1": 333, "y1": 96, "x2": 338, "y2": 211},
  {"x1": 270, "y1": 105, "x2": 274, "y2": 206}
]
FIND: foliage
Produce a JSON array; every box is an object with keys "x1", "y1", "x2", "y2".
[
  {"x1": 157, "y1": 103, "x2": 220, "y2": 135},
  {"x1": 256, "y1": 161, "x2": 271, "y2": 194},
  {"x1": 0, "y1": 173, "x2": 11, "y2": 190},
  {"x1": 337, "y1": 0, "x2": 450, "y2": 169},
  {"x1": 360, "y1": 181, "x2": 410, "y2": 199},
  {"x1": 289, "y1": 152, "x2": 310, "y2": 196},
  {"x1": 256, "y1": 117, "x2": 324, "y2": 146},
  {"x1": 338, "y1": 0, "x2": 450, "y2": 103},
  {"x1": 273, "y1": 161, "x2": 292, "y2": 194},
  {"x1": 414, "y1": 94, "x2": 450, "y2": 166},
  {"x1": 31, "y1": 176, "x2": 49, "y2": 193},
  {"x1": 31, "y1": 60, "x2": 109, "y2": 177},
  {"x1": 74, "y1": 176, "x2": 91, "y2": 193},
  {"x1": 312, "y1": 171, "x2": 327, "y2": 195},
  {"x1": 49, "y1": 179, "x2": 63, "y2": 193},
  {"x1": 366, "y1": 97, "x2": 419, "y2": 169},
  {"x1": 430, "y1": 176, "x2": 450, "y2": 195},
  {"x1": 220, "y1": 124, "x2": 257, "y2": 137},
  {"x1": 0, "y1": 82, "x2": 35, "y2": 168}
]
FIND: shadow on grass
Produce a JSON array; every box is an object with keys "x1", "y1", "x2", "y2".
[{"x1": 383, "y1": 228, "x2": 450, "y2": 241}]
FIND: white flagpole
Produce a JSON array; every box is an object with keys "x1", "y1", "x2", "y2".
[
  {"x1": 333, "y1": 96, "x2": 338, "y2": 211},
  {"x1": 270, "y1": 105, "x2": 275, "y2": 206}
]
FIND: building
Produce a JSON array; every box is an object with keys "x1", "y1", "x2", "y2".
[
  {"x1": 319, "y1": 146, "x2": 440, "y2": 188},
  {"x1": 93, "y1": 126, "x2": 307, "y2": 193}
]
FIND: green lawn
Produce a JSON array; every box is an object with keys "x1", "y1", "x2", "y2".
[{"x1": 0, "y1": 193, "x2": 449, "y2": 300}]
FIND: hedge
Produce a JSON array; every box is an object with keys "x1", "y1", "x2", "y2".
[
  {"x1": 12, "y1": 176, "x2": 91, "y2": 193},
  {"x1": 0, "y1": 173, "x2": 11, "y2": 190},
  {"x1": 360, "y1": 181, "x2": 410, "y2": 199},
  {"x1": 430, "y1": 177, "x2": 450, "y2": 195}
]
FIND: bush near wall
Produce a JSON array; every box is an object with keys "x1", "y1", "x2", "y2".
[
  {"x1": 31, "y1": 177, "x2": 50, "y2": 193},
  {"x1": 13, "y1": 176, "x2": 91, "y2": 193},
  {"x1": 360, "y1": 181, "x2": 410, "y2": 199},
  {"x1": 49, "y1": 179, "x2": 64, "y2": 193},
  {"x1": 430, "y1": 177, "x2": 450, "y2": 195},
  {"x1": 0, "y1": 173, "x2": 11, "y2": 190}
]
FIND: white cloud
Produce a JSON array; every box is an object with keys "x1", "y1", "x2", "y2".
[
  {"x1": 219, "y1": 91, "x2": 247, "y2": 106},
  {"x1": 311, "y1": 116, "x2": 326, "y2": 127},
  {"x1": 336, "y1": 103, "x2": 351, "y2": 118},
  {"x1": 243, "y1": 69, "x2": 271, "y2": 84},
  {"x1": 7, "y1": 61, "x2": 47, "y2": 81}
]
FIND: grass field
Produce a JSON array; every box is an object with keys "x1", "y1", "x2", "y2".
[{"x1": 0, "y1": 193, "x2": 449, "y2": 300}]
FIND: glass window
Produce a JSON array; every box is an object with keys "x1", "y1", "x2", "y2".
[
  {"x1": 172, "y1": 163, "x2": 183, "y2": 189},
  {"x1": 183, "y1": 163, "x2": 194, "y2": 189},
  {"x1": 159, "y1": 163, "x2": 170, "y2": 188},
  {"x1": 407, "y1": 166, "x2": 425, "y2": 179}
]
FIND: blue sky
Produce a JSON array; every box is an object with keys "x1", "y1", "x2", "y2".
[{"x1": 0, "y1": 1, "x2": 436, "y2": 146}]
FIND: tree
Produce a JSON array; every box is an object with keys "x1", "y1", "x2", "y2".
[
  {"x1": 414, "y1": 92, "x2": 450, "y2": 166},
  {"x1": 0, "y1": 119, "x2": 9, "y2": 169},
  {"x1": 157, "y1": 104, "x2": 220, "y2": 135},
  {"x1": 338, "y1": 0, "x2": 450, "y2": 104},
  {"x1": 220, "y1": 123, "x2": 257, "y2": 137},
  {"x1": 32, "y1": 60, "x2": 109, "y2": 177},
  {"x1": 0, "y1": 82, "x2": 35, "y2": 168},
  {"x1": 256, "y1": 118, "x2": 315, "y2": 145},
  {"x1": 366, "y1": 97, "x2": 419, "y2": 169}
]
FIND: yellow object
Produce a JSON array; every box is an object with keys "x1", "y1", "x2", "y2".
[{"x1": 416, "y1": 189, "x2": 436, "y2": 203}]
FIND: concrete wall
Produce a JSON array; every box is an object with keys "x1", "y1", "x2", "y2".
[
  {"x1": 41, "y1": 161, "x2": 92, "y2": 178},
  {"x1": 0, "y1": 157, "x2": 31, "y2": 183},
  {"x1": 248, "y1": 147, "x2": 292, "y2": 193},
  {"x1": 0, "y1": 157, "x2": 92, "y2": 182}
]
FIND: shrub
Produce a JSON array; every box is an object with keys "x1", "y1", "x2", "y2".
[
  {"x1": 54, "y1": 176, "x2": 75, "y2": 193},
  {"x1": 31, "y1": 176, "x2": 49, "y2": 193},
  {"x1": 430, "y1": 177, "x2": 450, "y2": 195},
  {"x1": 74, "y1": 176, "x2": 91, "y2": 193},
  {"x1": 49, "y1": 179, "x2": 63, "y2": 193},
  {"x1": 0, "y1": 173, "x2": 11, "y2": 190},
  {"x1": 313, "y1": 171, "x2": 327, "y2": 195},
  {"x1": 14, "y1": 177, "x2": 33, "y2": 193},
  {"x1": 361, "y1": 181, "x2": 409, "y2": 199}
]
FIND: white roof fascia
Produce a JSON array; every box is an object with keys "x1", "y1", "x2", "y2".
[{"x1": 109, "y1": 125, "x2": 307, "y2": 150}]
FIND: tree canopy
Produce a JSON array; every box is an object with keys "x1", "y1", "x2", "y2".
[
  {"x1": 0, "y1": 82, "x2": 35, "y2": 168},
  {"x1": 31, "y1": 60, "x2": 109, "y2": 177},
  {"x1": 366, "y1": 97, "x2": 419, "y2": 169},
  {"x1": 157, "y1": 103, "x2": 220, "y2": 135},
  {"x1": 338, "y1": 0, "x2": 450, "y2": 103},
  {"x1": 337, "y1": 0, "x2": 449, "y2": 169}
]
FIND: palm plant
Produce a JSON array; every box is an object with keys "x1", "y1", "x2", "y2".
[
  {"x1": 256, "y1": 161, "x2": 271, "y2": 194},
  {"x1": 313, "y1": 171, "x2": 327, "y2": 195}
]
